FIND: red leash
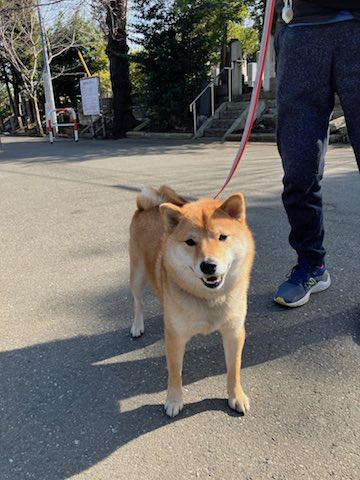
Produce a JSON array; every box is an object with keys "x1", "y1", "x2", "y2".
[{"x1": 214, "y1": 0, "x2": 277, "y2": 199}]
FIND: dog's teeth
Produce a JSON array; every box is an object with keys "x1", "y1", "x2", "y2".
[
  {"x1": 201, "y1": 275, "x2": 224, "y2": 289},
  {"x1": 207, "y1": 276, "x2": 218, "y2": 283}
]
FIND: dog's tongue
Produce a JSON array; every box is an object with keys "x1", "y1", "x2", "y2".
[{"x1": 207, "y1": 276, "x2": 218, "y2": 282}]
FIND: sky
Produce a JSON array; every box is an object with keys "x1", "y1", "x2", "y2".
[
  {"x1": 39, "y1": 0, "x2": 92, "y2": 24},
  {"x1": 39, "y1": 0, "x2": 138, "y2": 46},
  {"x1": 39, "y1": 0, "x2": 136, "y2": 23}
]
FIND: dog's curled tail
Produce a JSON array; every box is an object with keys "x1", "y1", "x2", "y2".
[{"x1": 136, "y1": 185, "x2": 187, "y2": 211}]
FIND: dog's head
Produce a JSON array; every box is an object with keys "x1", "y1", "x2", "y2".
[{"x1": 159, "y1": 193, "x2": 254, "y2": 298}]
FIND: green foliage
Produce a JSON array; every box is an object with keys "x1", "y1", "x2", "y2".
[
  {"x1": 49, "y1": 12, "x2": 110, "y2": 104},
  {"x1": 244, "y1": 0, "x2": 277, "y2": 37},
  {"x1": 245, "y1": 0, "x2": 265, "y2": 31},
  {"x1": 133, "y1": 0, "x2": 249, "y2": 130},
  {"x1": 98, "y1": 69, "x2": 112, "y2": 97},
  {"x1": 0, "y1": 82, "x2": 10, "y2": 120},
  {"x1": 129, "y1": 50, "x2": 144, "y2": 100},
  {"x1": 228, "y1": 21, "x2": 259, "y2": 55}
]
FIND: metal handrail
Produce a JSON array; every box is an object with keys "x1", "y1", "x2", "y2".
[
  {"x1": 189, "y1": 82, "x2": 215, "y2": 136},
  {"x1": 190, "y1": 82, "x2": 213, "y2": 107},
  {"x1": 189, "y1": 65, "x2": 234, "y2": 135}
]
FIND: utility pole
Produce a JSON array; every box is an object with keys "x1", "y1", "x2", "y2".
[{"x1": 36, "y1": 0, "x2": 57, "y2": 131}]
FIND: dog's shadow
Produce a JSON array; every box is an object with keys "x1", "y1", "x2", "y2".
[
  {"x1": 1, "y1": 317, "x2": 233, "y2": 480},
  {"x1": 2, "y1": 303, "x2": 359, "y2": 480}
]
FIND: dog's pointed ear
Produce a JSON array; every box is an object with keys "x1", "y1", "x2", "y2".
[
  {"x1": 219, "y1": 193, "x2": 246, "y2": 221},
  {"x1": 159, "y1": 203, "x2": 183, "y2": 231}
]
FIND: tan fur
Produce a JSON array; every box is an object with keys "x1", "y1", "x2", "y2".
[
  {"x1": 129, "y1": 185, "x2": 255, "y2": 417},
  {"x1": 136, "y1": 185, "x2": 187, "y2": 211}
]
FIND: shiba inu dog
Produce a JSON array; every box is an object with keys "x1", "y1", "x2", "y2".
[{"x1": 129, "y1": 186, "x2": 255, "y2": 417}]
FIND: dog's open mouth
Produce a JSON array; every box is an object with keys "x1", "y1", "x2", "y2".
[{"x1": 201, "y1": 275, "x2": 224, "y2": 289}]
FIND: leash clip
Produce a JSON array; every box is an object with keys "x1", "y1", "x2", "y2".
[{"x1": 282, "y1": 0, "x2": 294, "y2": 24}]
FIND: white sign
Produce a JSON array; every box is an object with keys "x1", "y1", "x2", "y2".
[{"x1": 80, "y1": 77, "x2": 100, "y2": 116}]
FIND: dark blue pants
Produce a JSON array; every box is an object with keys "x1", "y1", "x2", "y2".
[{"x1": 275, "y1": 21, "x2": 360, "y2": 267}]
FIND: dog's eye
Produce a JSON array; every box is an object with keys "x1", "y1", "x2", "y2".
[
  {"x1": 219, "y1": 234, "x2": 227, "y2": 241},
  {"x1": 185, "y1": 239, "x2": 196, "y2": 246}
]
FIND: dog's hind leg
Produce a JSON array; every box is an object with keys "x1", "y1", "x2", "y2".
[
  {"x1": 130, "y1": 256, "x2": 146, "y2": 338},
  {"x1": 220, "y1": 322, "x2": 250, "y2": 414}
]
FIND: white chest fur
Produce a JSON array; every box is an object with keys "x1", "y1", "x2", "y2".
[{"x1": 164, "y1": 285, "x2": 247, "y2": 337}]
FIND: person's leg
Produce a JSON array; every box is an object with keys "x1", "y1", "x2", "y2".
[
  {"x1": 333, "y1": 21, "x2": 360, "y2": 172},
  {"x1": 274, "y1": 25, "x2": 336, "y2": 306},
  {"x1": 276, "y1": 25, "x2": 335, "y2": 267}
]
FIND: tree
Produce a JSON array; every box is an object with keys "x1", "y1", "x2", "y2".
[
  {"x1": 245, "y1": 0, "x2": 277, "y2": 37},
  {"x1": 94, "y1": 0, "x2": 136, "y2": 138},
  {"x1": 228, "y1": 21, "x2": 259, "y2": 56},
  {"x1": 49, "y1": 13, "x2": 111, "y2": 106},
  {"x1": 0, "y1": 0, "x2": 45, "y2": 133},
  {"x1": 0, "y1": 59, "x2": 24, "y2": 130},
  {"x1": 0, "y1": 0, "x2": 78, "y2": 134},
  {"x1": 246, "y1": 0, "x2": 265, "y2": 32},
  {"x1": 132, "y1": 0, "x2": 250, "y2": 130}
]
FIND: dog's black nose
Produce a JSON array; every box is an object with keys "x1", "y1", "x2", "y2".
[{"x1": 200, "y1": 261, "x2": 217, "y2": 275}]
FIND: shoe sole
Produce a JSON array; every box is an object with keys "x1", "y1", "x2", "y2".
[{"x1": 274, "y1": 274, "x2": 331, "y2": 308}]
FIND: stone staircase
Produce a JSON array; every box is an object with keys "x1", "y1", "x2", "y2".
[
  {"x1": 227, "y1": 98, "x2": 277, "y2": 142},
  {"x1": 198, "y1": 94, "x2": 347, "y2": 143},
  {"x1": 201, "y1": 98, "x2": 277, "y2": 142},
  {"x1": 203, "y1": 102, "x2": 248, "y2": 138}
]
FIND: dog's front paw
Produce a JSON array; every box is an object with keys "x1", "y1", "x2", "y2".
[
  {"x1": 164, "y1": 399, "x2": 184, "y2": 418},
  {"x1": 130, "y1": 322, "x2": 144, "y2": 338},
  {"x1": 228, "y1": 392, "x2": 250, "y2": 415}
]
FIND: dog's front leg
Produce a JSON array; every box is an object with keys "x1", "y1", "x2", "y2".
[
  {"x1": 220, "y1": 322, "x2": 250, "y2": 414},
  {"x1": 164, "y1": 326, "x2": 187, "y2": 418}
]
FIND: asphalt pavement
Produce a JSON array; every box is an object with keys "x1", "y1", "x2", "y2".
[{"x1": 0, "y1": 135, "x2": 359, "y2": 480}]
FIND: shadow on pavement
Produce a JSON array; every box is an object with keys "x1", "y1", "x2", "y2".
[
  {"x1": 1, "y1": 302, "x2": 359, "y2": 479},
  {"x1": 0, "y1": 137, "x2": 224, "y2": 165},
  {"x1": 1, "y1": 148, "x2": 359, "y2": 479}
]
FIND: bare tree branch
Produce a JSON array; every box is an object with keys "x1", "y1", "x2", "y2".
[{"x1": 0, "y1": 0, "x2": 88, "y2": 134}]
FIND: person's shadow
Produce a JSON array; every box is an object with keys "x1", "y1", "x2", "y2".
[{"x1": 1, "y1": 303, "x2": 359, "y2": 480}]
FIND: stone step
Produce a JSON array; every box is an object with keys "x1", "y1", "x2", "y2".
[
  {"x1": 225, "y1": 132, "x2": 345, "y2": 143},
  {"x1": 259, "y1": 91, "x2": 276, "y2": 100},
  {"x1": 265, "y1": 99, "x2": 277, "y2": 108},
  {"x1": 266, "y1": 107, "x2": 277, "y2": 115},
  {"x1": 250, "y1": 132, "x2": 276, "y2": 142},
  {"x1": 219, "y1": 110, "x2": 245, "y2": 120},
  {"x1": 259, "y1": 114, "x2": 277, "y2": 127},
  {"x1": 201, "y1": 99, "x2": 346, "y2": 140},
  {"x1": 262, "y1": 104, "x2": 343, "y2": 117},
  {"x1": 225, "y1": 102, "x2": 248, "y2": 111},
  {"x1": 240, "y1": 91, "x2": 280, "y2": 102},
  {"x1": 203, "y1": 132, "x2": 346, "y2": 143},
  {"x1": 226, "y1": 132, "x2": 276, "y2": 142},
  {"x1": 329, "y1": 115, "x2": 346, "y2": 133},
  {"x1": 332, "y1": 107, "x2": 344, "y2": 119},
  {"x1": 204, "y1": 128, "x2": 227, "y2": 137},
  {"x1": 210, "y1": 119, "x2": 235, "y2": 129}
]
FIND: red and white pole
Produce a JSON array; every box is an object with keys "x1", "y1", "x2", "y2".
[
  {"x1": 48, "y1": 119, "x2": 54, "y2": 144},
  {"x1": 74, "y1": 116, "x2": 79, "y2": 142}
]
